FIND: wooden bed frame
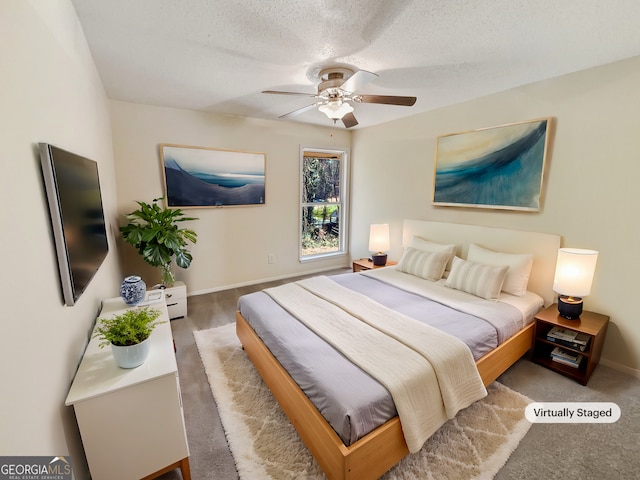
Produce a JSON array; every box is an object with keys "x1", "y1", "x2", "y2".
[
  {"x1": 236, "y1": 221, "x2": 560, "y2": 480},
  {"x1": 237, "y1": 313, "x2": 533, "y2": 480}
]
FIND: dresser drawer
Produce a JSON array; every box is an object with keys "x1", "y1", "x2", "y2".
[{"x1": 164, "y1": 281, "x2": 187, "y2": 319}]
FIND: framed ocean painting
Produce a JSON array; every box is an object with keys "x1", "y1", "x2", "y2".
[
  {"x1": 433, "y1": 118, "x2": 551, "y2": 211},
  {"x1": 160, "y1": 144, "x2": 266, "y2": 208}
]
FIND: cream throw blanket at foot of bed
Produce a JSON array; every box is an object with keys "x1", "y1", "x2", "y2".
[{"x1": 264, "y1": 275, "x2": 487, "y2": 453}]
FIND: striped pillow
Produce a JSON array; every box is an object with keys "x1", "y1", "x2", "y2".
[
  {"x1": 445, "y1": 256, "x2": 508, "y2": 300},
  {"x1": 467, "y1": 243, "x2": 533, "y2": 297},
  {"x1": 408, "y1": 236, "x2": 457, "y2": 271},
  {"x1": 397, "y1": 248, "x2": 450, "y2": 281}
]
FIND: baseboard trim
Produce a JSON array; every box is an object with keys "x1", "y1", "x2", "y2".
[
  {"x1": 600, "y1": 358, "x2": 640, "y2": 379},
  {"x1": 186, "y1": 266, "x2": 351, "y2": 297}
]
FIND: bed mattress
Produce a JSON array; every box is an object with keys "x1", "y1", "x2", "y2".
[{"x1": 237, "y1": 268, "x2": 542, "y2": 446}]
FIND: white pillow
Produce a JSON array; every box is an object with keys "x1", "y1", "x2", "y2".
[
  {"x1": 397, "y1": 248, "x2": 450, "y2": 281},
  {"x1": 467, "y1": 244, "x2": 534, "y2": 297},
  {"x1": 445, "y1": 256, "x2": 508, "y2": 300},
  {"x1": 408, "y1": 236, "x2": 456, "y2": 270}
]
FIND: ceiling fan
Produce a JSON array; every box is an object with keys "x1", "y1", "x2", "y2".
[{"x1": 262, "y1": 67, "x2": 417, "y2": 128}]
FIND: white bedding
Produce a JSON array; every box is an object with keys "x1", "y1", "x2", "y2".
[
  {"x1": 239, "y1": 267, "x2": 544, "y2": 446},
  {"x1": 363, "y1": 266, "x2": 543, "y2": 342},
  {"x1": 264, "y1": 275, "x2": 487, "y2": 453}
]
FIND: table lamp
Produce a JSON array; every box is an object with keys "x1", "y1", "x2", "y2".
[
  {"x1": 369, "y1": 224, "x2": 390, "y2": 266},
  {"x1": 552, "y1": 248, "x2": 598, "y2": 319}
]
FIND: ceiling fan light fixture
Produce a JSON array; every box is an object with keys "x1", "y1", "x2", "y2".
[
  {"x1": 318, "y1": 101, "x2": 354, "y2": 120},
  {"x1": 263, "y1": 66, "x2": 416, "y2": 127}
]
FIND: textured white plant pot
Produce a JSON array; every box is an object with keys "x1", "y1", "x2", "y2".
[{"x1": 111, "y1": 337, "x2": 151, "y2": 368}]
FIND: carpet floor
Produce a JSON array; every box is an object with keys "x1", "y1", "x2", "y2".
[
  {"x1": 194, "y1": 323, "x2": 532, "y2": 480},
  {"x1": 157, "y1": 270, "x2": 640, "y2": 480}
]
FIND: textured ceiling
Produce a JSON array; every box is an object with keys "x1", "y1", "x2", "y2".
[{"x1": 71, "y1": 0, "x2": 640, "y2": 129}]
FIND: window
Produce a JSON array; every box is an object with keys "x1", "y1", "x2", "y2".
[{"x1": 300, "y1": 148, "x2": 348, "y2": 261}]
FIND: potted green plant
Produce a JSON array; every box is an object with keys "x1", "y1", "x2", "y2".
[
  {"x1": 93, "y1": 307, "x2": 165, "y2": 368},
  {"x1": 120, "y1": 198, "x2": 198, "y2": 286}
]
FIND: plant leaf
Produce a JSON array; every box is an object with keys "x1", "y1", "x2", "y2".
[
  {"x1": 141, "y1": 227, "x2": 159, "y2": 243},
  {"x1": 143, "y1": 244, "x2": 171, "y2": 267},
  {"x1": 175, "y1": 250, "x2": 192, "y2": 268}
]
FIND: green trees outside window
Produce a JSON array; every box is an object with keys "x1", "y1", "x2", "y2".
[{"x1": 301, "y1": 150, "x2": 347, "y2": 259}]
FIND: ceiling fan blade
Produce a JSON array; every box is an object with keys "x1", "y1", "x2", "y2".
[
  {"x1": 354, "y1": 95, "x2": 417, "y2": 106},
  {"x1": 262, "y1": 90, "x2": 316, "y2": 97},
  {"x1": 342, "y1": 112, "x2": 358, "y2": 128},
  {"x1": 279, "y1": 103, "x2": 319, "y2": 119},
  {"x1": 339, "y1": 70, "x2": 378, "y2": 93}
]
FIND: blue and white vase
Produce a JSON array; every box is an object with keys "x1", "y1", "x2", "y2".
[{"x1": 120, "y1": 275, "x2": 146, "y2": 306}]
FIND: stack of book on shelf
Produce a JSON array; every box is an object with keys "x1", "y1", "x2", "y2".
[
  {"x1": 550, "y1": 346, "x2": 583, "y2": 368},
  {"x1": 547, "y1": 326, "x2": 590, "y2": 351}
]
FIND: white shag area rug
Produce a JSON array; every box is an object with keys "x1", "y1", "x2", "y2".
[{"x1": 194, "y1": 323, "x2": 532, "y2": 480}]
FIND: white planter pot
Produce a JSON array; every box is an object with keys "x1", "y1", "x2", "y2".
[{"x1": 111, "y1": 337, "x2": 151, "y2": 368}]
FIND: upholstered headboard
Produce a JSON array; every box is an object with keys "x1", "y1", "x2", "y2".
[{"x1": 402, "y1": 220, "x2": 561, "y2": 306}]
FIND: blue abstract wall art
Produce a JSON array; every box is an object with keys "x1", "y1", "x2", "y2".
[
  {"x1": 161, "y1": 144, "x2": 266, "y2": 207},
  {"x1": 433, "y1": 118, "x2": 551, "y2": 211}
]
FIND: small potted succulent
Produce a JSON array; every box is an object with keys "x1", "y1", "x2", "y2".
[{"x1": 93, "y1": 307, "x2": 165, "y2": 368}]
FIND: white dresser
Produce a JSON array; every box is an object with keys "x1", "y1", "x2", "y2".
[{"x1": 65, "y1": 297, "x2": 190, "y2": 480}]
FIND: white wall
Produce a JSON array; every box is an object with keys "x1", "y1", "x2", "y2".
[
  {"x1": 351, "y1": 56, "x2": 640, "y2": 373},
  {"x1": 0, "y1": 1, "x2": 121, "y2": 477},
  {"x1": 110, "y1": 101, "x2": 351, "y2": 294}
]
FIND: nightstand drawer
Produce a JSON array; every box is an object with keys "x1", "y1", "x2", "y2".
[{"x1": 164, "y1": 281, "x2": 187, "y2": 319}]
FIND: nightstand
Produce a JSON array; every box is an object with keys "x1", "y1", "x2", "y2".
[
  {"x1": 532, "y1": 304, "x2": 609, "y2": 385},
  {"x1": 352, "y1": 258, "x2": 397, "y2": 272}
]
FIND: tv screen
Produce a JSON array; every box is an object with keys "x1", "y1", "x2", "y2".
[{"x1": 39, "y1": 143, "x2": 109, "y2": 306}]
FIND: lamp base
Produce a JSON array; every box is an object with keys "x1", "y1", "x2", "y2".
[
  {"x1": 558, "y1": 296, "x2": 583, "y2": 319},
  {"x1": 371, "y1": 253, "x2": 387, "y2": 266}
]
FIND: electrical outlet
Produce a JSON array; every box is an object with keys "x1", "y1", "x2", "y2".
[{"x1": 268, "y1": 253, "x2": 275, "y2": 264}]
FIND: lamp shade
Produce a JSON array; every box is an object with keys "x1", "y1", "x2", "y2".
[
  {"x1": 368, "y1": 224, "x2": 390, "y2": 252},
  {"x1": 553, "y1": 248, "x2": 599, "y2": 297},
  {"x1": 318, "y1": 101, "x2": 354, "y2": 120}
]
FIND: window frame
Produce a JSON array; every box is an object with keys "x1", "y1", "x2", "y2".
[{"x1": 299, "y1": 146, "x2": 349, "y2": 262}]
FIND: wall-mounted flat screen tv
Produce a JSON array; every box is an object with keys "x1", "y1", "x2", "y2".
[{"x1": 39, "y1": 143, "x2": 109, "y2": 306}]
